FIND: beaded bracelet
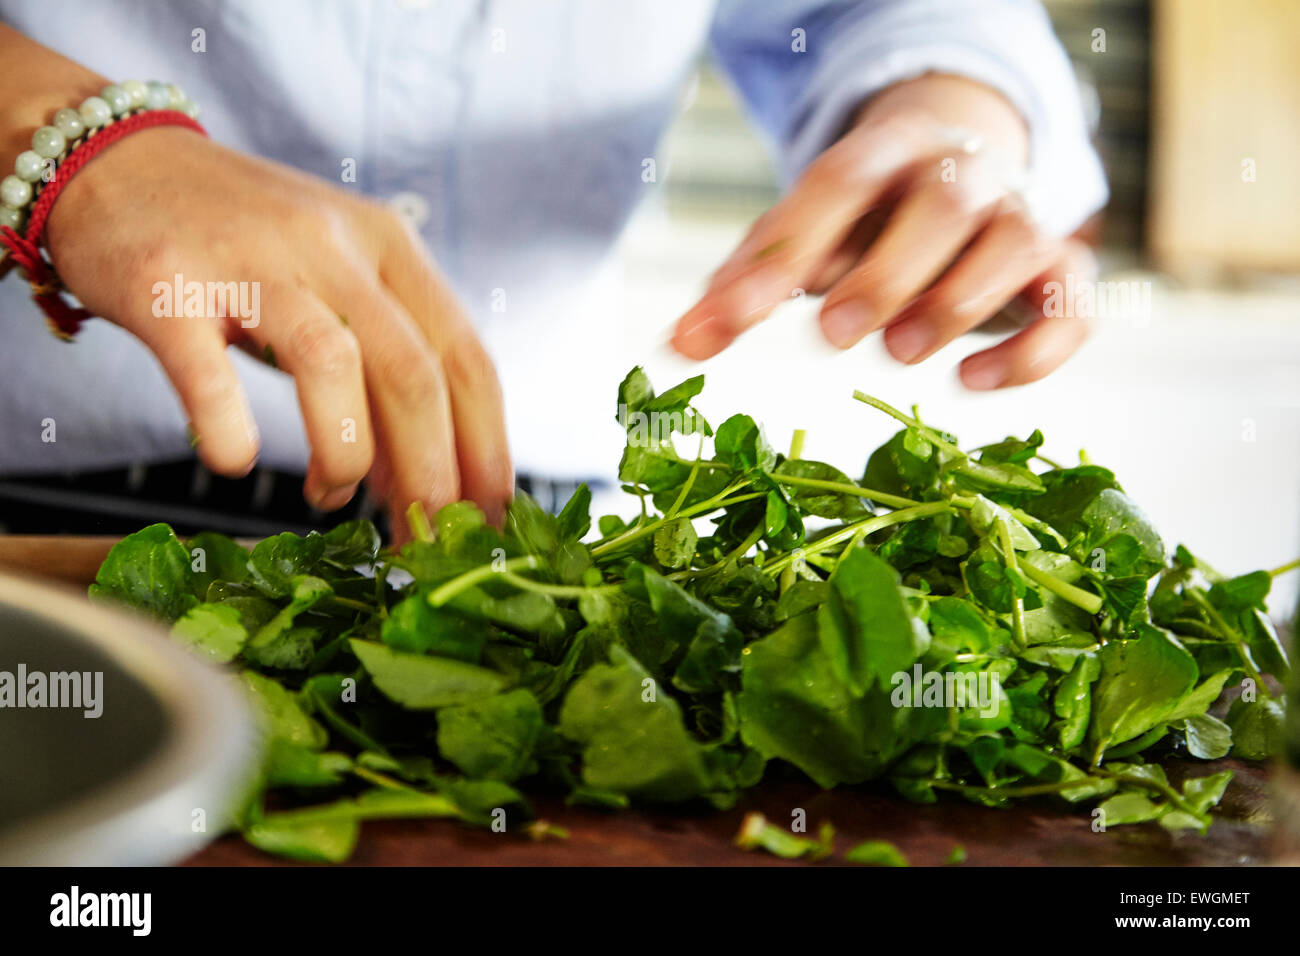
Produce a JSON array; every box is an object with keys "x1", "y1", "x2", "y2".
[{"x1": 0, "y1": 80, "x2": 205, "y2": 339}]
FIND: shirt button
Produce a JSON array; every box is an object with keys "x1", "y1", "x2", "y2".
[{"x1": 388, "y1": 191, "x2": 430, "y2": 229}]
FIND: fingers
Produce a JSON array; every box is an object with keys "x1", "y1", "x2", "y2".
[
  {"x1": 136, "y1": 316, "x2": 259, "y2": 477},
  {"x1": 672, "y1": 115, "x2": 933, "y2": 359},
  {"x1": 252, "y1": 287, "x2": 375, "y2": 511},
  {"x1": 327, "y1": 269, "x2": 463, "y2": 520},
  {"x1": 377, "y1": 216, "x2": 514, "y2": 523},
  {"x1": 959, "y1": 239, "x2": 1096, "y2": 390},
  {"x1": 818, "y1": 153, "x2": 1005, "y2": 349},
  {"x1": 881, "y1": 203, "x2": 1058, "y2": 365}
]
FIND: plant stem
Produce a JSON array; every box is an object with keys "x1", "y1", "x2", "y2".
[
  {"x1": 763, "y1": 501, "x2": 954, "y2": 577},
  {"x1": 590, "y1": 483, "x2": 761, "y2": 558},
  {"x1": 427, "y1": 555, "x2": 540, "y2": 607},
  {"x1": 996, "y1": 516, "x2": 1028, "y2": 650},
  {"x1": 1020, "y1": 560, "x2": 1104, "y2": 615},
  {"x1": 497, "y1": 571, "x2": 619, "y2": 600},
  {"x1": 788, "y1": 428, "x2": 806, "y2": 461},
  {"x1": 1188, "y1": 587, "x2": 1264, "y2": 687},
  {"x1": 1270, "y1": 557, "x2": 1300, "y2": 578},
  {"x1": 769, "y1": 472, "x2": 918, "y2": 510},
  {"x1": 930, "y1": 778, "x2": 1099, "y2": 799},
  {"x1": 853, "y1": 391, "x2": 965, "y2": 460},
  {"x1": 330, "y1": 596, "x2": 376, "y2": 613},
  {"x1": 406, "y1": 501, "x2": 434, "y2": 543}
]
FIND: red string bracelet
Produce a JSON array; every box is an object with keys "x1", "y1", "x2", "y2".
[{"x1": 0, "y1": 109, "x2": 207, "y2": 340}]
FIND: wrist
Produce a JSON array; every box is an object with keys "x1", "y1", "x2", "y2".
[
  {"x1": 853, "y1": 73, "x2": 1030, "y2": 169},
  {"x1": 0, "y1": 30, "x2": 106, "y2": 162}
]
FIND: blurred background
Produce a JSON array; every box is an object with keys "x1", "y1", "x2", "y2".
[{"x1": 600, "y1": 0, "x2": 1300, "y2": 617}]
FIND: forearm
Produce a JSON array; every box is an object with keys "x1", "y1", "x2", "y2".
[{"x1": 0, "y1": 24, "x2": 107, "y2": 160}]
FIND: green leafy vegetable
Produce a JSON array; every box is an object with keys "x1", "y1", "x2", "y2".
[{"x1": 91, "y1": 367, "x2": 1295, "y2": 862}]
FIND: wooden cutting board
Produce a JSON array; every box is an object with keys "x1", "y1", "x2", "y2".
[{"x1": 2, "y1": 534, "x2": 1276, "y2": 866}]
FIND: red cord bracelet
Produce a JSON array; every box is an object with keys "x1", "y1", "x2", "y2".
[{"x1": 0, "y1": 109, "x2": 207, "y2": 340}]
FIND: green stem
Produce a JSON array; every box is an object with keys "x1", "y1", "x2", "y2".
[
  {"x1": 1020, "y1": 561, "x2": 1104, "y2": 615},
  {"x1": 1270, "y1": 557, "x2": 1300, "y2": 578},
  {"x1": 427, "y1": 555, "x2": 540, "y2": 607},
  {"x1": 590, "y1": 483, "x2": 761, "y2": 558},
  {"x1": 497, "y1": 571, "x2": 619, "y2": 600},
  {"x1": 788, "y1": 428, "x2": 806, "y2": 461},
  {"x1": 663, "y1": 448, "x2": 704, "y2": 520},
  {"x1": 352, "y1": 766, "x2": 410, "y2": 790},
  {"x1": 1189, "y1": 588, "x2": 1264, "y2": 687},
  {"x1": 853, "y1": 391, "x2": 966, "y2": 460},
  {"x1": 672, "y1": 520, "x2": 767, "y2": 582},
  {"x1": 405, "y1": 501, "x2": 434, "y2": 543},
  {"x1": 769, "y1": 472, "x2": 918, "y2": 511},
  {"x1": 330, "y1": 596, "x2": 376, "y2": 613},
  {"x1": 763, "y1": 501, "x2": 954, "y2": 577},
  {"x1": 1091, "y1": 767, "x2": 1204, "y2": 821},
  {"x1": 996, "y1": 516, "x2": 1027, "y2": 650},
  {"x1": 930, "y1": 778, "x2": 1099, "y2": 799}
]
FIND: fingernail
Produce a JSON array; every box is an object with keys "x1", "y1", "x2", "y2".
[
  {"x1": 885, "y1": 317, "x2": 935, "y2": 364},
  {"x1": 672, "y1": 309, "x2": 729, "y2": 359},
  {"x1": 312, "y1": 482, "x2": 359, "y2": 512},
  {"x1": 820, "y1": 302, "x2": 871, "y2": 349},
  {"x1": 961, "y1": 354, "x2": 1007, "y2": 391}
]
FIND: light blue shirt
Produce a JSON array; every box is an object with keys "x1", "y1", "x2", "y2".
[{"x1": 0, "y1": 0, "x2": 1105, "y2": 479}]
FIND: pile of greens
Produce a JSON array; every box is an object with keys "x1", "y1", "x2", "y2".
[{"x1": 90, "y1": 368, "x2": 1295, "y2": 862}]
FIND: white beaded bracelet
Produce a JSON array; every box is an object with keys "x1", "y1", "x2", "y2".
[{"x1": 0, "y1": 80, "x2": 199, "y2": 232}]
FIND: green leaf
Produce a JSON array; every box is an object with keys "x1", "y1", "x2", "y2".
[
  {"x1": 436, "y1": 689, "x2": 544, "y2": 783},
  {"x1": 863, "y1": 429, "x2": 939, "y2": 500},
  {"x1": 844, "y1": 839, "x2": 909, "y2": 867},
  {"x1": 89, "y1": 523, "x2": 198, "y2": 621},
  {"x1": 240, "y1": 670, "x2": 327, "y2": 749},
  {"x1": 1227, "y1": 696, "x2": 1284, "y2": 760},
  {"x1": 738, "y1": 614, "x2": 941, "y2": 788},
  {"x1": 187, "y1": 531, "x2": 250, "y2": 592},
  {"x1": 264, "y1": 740, "x2": 352, "y2": 788},
  {"x1": 350, "y1": 639, "x2": 508, "y2": 709},
  {"x1": 734, "y1": 813, "x2": 834, "y2": 860},
  {"x1": 774, "y1": 459, "x2": 871, "y2": 518},
  {"x1": 382, "y1": 592, "x2": 485, "y2": 663},
  {"x1": 1091, "y1": 626, "x2": 1198, "y2": 750},
  {"x1": 559, "y1": 648, "x2": 720, "y2": 802},
  {"x1": 170, "y1": 603, "x2": 247, "y2": 663},
  {"x1": 817, "y1": 547, "x2": 920, "y2": 696},
  {"x1": 629, "y1": 564, "x2": 744, "y2": 693},
  {"x1": 556, "y1": 483, "x2": 593, "y2": 543},
  {"x1": 1182, "y1": 713, "x2": 1232, "y2": 759},
  {"x1": 653, "y1": 517, "x2": 698, "y2": 569},
  {"x1": 247, "y1": 532, "x2": 326, "y2": 598},
  {"x1": 714, "y1": 414, "x2": 775, "y2": 474},
  {"x1": 320, "y1": 520, "x2": 381, "y2": 565}
]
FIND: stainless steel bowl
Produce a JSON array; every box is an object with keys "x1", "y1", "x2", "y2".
[{"x1": 0, "y1": 571, "x2": 259, "y2": 864}]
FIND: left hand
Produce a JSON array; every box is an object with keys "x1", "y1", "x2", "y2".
[{"x1": 670, "y1": 73, "x2": 1095, "y2": 390}]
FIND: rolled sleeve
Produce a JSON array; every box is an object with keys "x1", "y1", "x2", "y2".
[{"x1": 709, "y1": 0, "x2": 1108, "y2": 237}]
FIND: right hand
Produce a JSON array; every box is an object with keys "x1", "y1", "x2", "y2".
[{"x1": 44, "y1": 125, "x2": 513, "y2": 534}]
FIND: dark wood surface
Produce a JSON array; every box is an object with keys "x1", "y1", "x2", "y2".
[{"x1": 185, "y1": 759, "x2": 1273, "y2": 867}]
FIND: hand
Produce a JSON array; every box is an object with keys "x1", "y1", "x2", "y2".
[
  {"x1": 671, "y1": 74, "x2": 1096, "y2": 389},
  {"x1": 46, "y1": 126, "x2": 512, "y2": 533}
]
